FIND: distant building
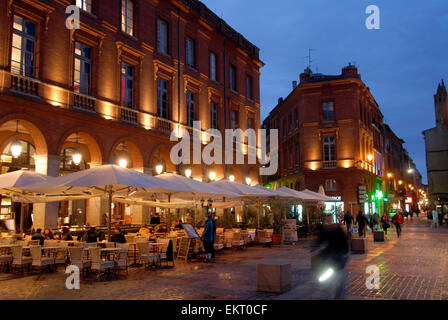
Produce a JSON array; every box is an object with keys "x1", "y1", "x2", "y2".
[
  {"x1": 423, "y1": 80, "x2": 448, "y2": 213},
  {"x1": 263, "y1": 64, "x2": 423, "y2": 218}
]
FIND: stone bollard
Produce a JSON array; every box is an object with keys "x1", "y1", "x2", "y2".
[
  {"x1": 257, "y1": 263, "x2": 291, "y2": 293},
  {"x1": 373, "y1": 231, "x2": 385, "y2": 242},
  {"x1": 351, "y1": 238, "x2": 368, "y2": 254}
]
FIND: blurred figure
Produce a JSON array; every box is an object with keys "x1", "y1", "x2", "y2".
[
  {"x1": 43, "y1": 228, "x2": 55, "y2": 240},
  {"x1": 432, "y1": 209, "x2": 439, "y2": 229},
  {"x1": 392, "y1": 212, "x2": 404, "y2": 238},
  {"x1": 60, "y1": 227, "x2": 73, "y2": 241},
  {"x1": 174, "y1": 219, "x2": 183, "y2": 229},
  {"x1": 85, "y1": 227, "x2": 99, "y2": 243},
  {"x1": 201, "y1": 212, "x2": 216, "y2": 262},
  {"x1": 343, "y1": 211, "x2": 353, "y2": 236},
  {"x1": 150, "y1": 213, "x2": 161, "y2": 225},
  {"x1": 139, "y1": 224, "x2": 150, "y2": 234},
  {"x1": 313, "y1": 215, "x2": 349, "y2": 300},
  {"x1": 110, "y1": 227, "x2": 126, "y2": 243},
  {"x1": 31, "y1": 228, "x2": 45, "y2": 245},
  {"x1": 355, "y1": 211, "x2": 368, "y2": 237},
  {"x1": 372, "y1": 213, "x2": 380, "y2": 230},
  {"x1": 381, "y1": 213, "x2": 390, "y2": 235}
]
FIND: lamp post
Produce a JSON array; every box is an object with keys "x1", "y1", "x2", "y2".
[{"x1": 72, "y1": 132, "x2": 82, "y2": 166}]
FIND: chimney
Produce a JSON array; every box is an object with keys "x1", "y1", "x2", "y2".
[
  {"x1": 300, "y1": 67, "x2": 312, "y2": 84},
  {"x1": 278, "y1": 97, "x2": 284, "y2": 105},
  {"x1": 342, "y1": 63, "x2": 359, "y2": 78},
  {"x1": 292, "y1": 81, "x2": 297, "y2": 90}
]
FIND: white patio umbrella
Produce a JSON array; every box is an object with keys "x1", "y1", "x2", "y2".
[
  {"x1": 24, "y1": 165, "x2": 190, "y2": 240},
  {"x1": 302, "y1": 189, "x2": 335, "y2": 202},
  {"x1": 0, "y1": 170, "x2": 54, "y2": 231},
  {"x1": 278, "y1": 187, "x2": 325, "y2": 201},
  {"x1": 210, "y1": 179, "x2": 275, "y2": 229}
]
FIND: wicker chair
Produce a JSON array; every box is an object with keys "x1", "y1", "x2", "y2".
[
  {"x1": 157, "y1": 239, "x2": 174, "y2": 268},
  {"x1": 231, "y1": 231, "x2": 245, "y2": 249},
  {"x1": 89, "y1": 247, "x2": 114, "y2": 279},
  {"x1": 136, "y1": 242, "x2": 158, "y2": 269},
  {"x1": 29, "y1": 246, "x2": 55, "y2": 272},
  {"x1": 0, "y1": 247, "x2": 12, "y2": 272},
  {"x1": 68, "y1": 247, "x2": 91, "y2": 276},
  {"x1": 11, "y1": 246, "x2": 32, "y2": 273},
  {"x1": 114, "y1": 244, "x2": 129, "y2": 275}
]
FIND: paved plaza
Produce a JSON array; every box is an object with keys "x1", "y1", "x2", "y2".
[{"x1": 0, "y1": 216, "x2": 447, "y2": 300}]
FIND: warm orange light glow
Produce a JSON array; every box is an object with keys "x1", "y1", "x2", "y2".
[
  {"x1": 387, "y1": 173, "x2": 393, "y2": 178},
  {"x1": 367, "y1": 154, "x2": 373, "y2": 161},
  {"x1": 398, "y1": 180, "x2": 403, "y2": 185}
]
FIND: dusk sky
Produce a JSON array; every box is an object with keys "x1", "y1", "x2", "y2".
[{"x1": 202, "y1": 0, "x2": 448, "y2": 184}]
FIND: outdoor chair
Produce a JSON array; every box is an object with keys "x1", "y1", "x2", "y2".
[
  {"x1": 125, "y1": 235, "x2": 136, "y2": 244},
  {"x1": 53, "y1": 246, "x2": 68, "y2": 266},
  {"x1": 223, "y1": 231, "x2": 233, "y2": 249},
  {"x1": 83, "y1": 243, "x2": 98, "y2": 248},
  {"x1": 89, "y1": 247, "x2": 114, "y2": 279},
  {"x1": 11, "y1": 246, "x2": 32, "y2": 273},
  {"x1": 106, "y1": 242, "x2": 115, "y2": 248},
  {"x1": 232, "y1": 231, "x2": 245, "y2": 249},
  {"x1": 29, "y1": 246, "x2": 55, "y2": 273},
  {"x1": 136, "y1": 242, "x2": 159, "y2": 269},
  {"x1": 257, "y1": 230, "x2": 272, "y2": 247},
  {"x1": 157, "y1": 239, "x2": 174, "y2": 268},
  {"x1": 213, "y1": 234, "x2": 224, "y2": 252},
  {"x1": 240, "y1": 230, "x2": 249, "y2": 246},
  {"x1": 68, "y1": 247, "x2": 91, "y2": 276},
  {"x1": 43, "y1": 240, "x2": 58, "y2": 247},
  {"x1": 0, "y1": 247, "x2": 12, "y2": 272},
  {"x1": 114, "y1": 244, "x2": 129, "y2": 275}
]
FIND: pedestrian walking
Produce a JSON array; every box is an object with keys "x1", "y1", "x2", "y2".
[
  {"x1": 381, "y1": 213, "x2": 390, "y2": 235},
  {"x1": 201, "y1": 211, "x2": 216, "y2": 262},
  {"x1": 344, "y1": 211, "x2": 353, "y2": 236},
  {"x1": 373, "y1": 212, "x2": 380, "y2": 230},
  {"x1": 432, "y1": 209, "x2": 439, "y2": 229},
  {"x1": 392, "y1": 212, "x2": 404, "y2": 238},
  {"x1": 355, "y1": 211, "x2": 368, "y2": 237}
]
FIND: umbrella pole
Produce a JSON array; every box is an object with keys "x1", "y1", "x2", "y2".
[
  {"x1": 168, "y1": 194, "x2": 171, "y2": 231},
  {"x1": 20, "y1": 203, "x2": 25, "y2": 232},
  {"x1": 108, "y1": 189, "x2": 112, "y2": 242}
]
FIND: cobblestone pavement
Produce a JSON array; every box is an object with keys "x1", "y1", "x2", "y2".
[
  {"x1": 0, "y1": 216, "x2": 446, "y2": 300},
  {"x1": 346, "y1": 216, "x2": 448, "y2": 300}
]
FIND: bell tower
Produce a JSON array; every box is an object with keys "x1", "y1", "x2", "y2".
[{"x1": 434, "y1": 79, "x2": 447, "y2": 127}]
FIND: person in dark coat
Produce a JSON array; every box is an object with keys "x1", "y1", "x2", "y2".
[
  {"x1": 381, "y1": 214, "x2": 390, "y2": 235},
  {"x1": 60, "y1": 227, "x2": 73, "y2": 241},
  {"x1": 150, "y1": 213, "x2": 161, "y2": 225},
  {"x1": 31, "y1": 228, "x2": 45, "y2": 245},
  {"x1": 355, "y1": 211, "x2": 368, "y2": 237},
  {"x1": 201, "y1": 212, "x2": 216, "y2": 262},
  {"x1": 110, "y1": 227, "x2": 126, "y2": 243},
  {"x1": 343, "y1": 211, "x2": 353, "y2": 235},
  {"x1": 85, "y1": 227, "x2": 99, "y2": 243}
]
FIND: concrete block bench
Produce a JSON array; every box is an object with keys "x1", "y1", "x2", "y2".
[
  {"x1": 351, "y1": 238, "x2": 368, "y2": 254},
  {"x1": 373, "y1": 231, "x2": 385, "y2": 242},
  {"x1": 257, "y1": 263, "x2": 291, "y2": 293}
]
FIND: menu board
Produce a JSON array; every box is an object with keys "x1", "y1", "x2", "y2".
[
  {"x1": 283, "y1": 219, "x2": 298, "y2": 242},
  {"x1": 177, "y1": 237, "x2": 191, "y2": 261},
  {"x1": 182, "y1": 223, "x2": 200, "y2": 239}
]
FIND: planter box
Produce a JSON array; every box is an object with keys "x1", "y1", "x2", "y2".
[
  {"x1": 373, "y1": 231, "x2": 385, "y2": 242},
  {"x1": 351, "y1": 238, "x2": 368, "y2": 254},
  {"x1": 257, "y1": 263, "x2": 291, "y2": 293},
  {"x1": 272, "y1": 234, "x2": 283, "y2": 245}
]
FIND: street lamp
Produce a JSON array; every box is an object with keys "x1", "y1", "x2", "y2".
[
  {"x1": 387, "y1": 173, "x2": 393, "y2": 178},
  {"x1": 155, "y1": 164, "x2": 164, "y2": 175},
  {"x1": 10, "y1": 120, "x2": 22, "y2": 159},
  {"x1": 408, "y1": 168, "x2": 414, "y2": 174},
  {"x1": 398, "y1": 180, "x2": 403, "y2": 185},
  {"x1": 367, "y1": 154, "x2": 373, "y2": 162},
  {"x1": 209, "y1": 171, "x2": 216, "y2": 181},
  {"x1": 229, "y1": 175, "x2": 235, "y2": 182},
  {"x1": 72, "y1": 132, "x2": 82, "y2": 166},
  {"x1": 245, "y1": 177, "x2": 252, "y2": 185},
  {"x1": 118, "y1": 159, "x2": 128, "y2": 168},
  {"x1": 185, "y1": 168, "x2": 192, "y2": 178}
]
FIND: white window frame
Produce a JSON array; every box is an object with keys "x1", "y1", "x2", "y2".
[
  {"x1": 11, "y1": 15, "x2": 36, "y2": 78},
  {"x1": 74, "y1": 42, "x2": 92, "y2": 95},
  {"x1": 121, "y1": 0, "x2": 134, "y2": 36}
]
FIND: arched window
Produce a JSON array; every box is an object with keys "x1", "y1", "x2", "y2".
[{"x1": 325, "y1": 179, "x2": 337, "y2": 192}]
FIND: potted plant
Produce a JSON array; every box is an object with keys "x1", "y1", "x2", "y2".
[{"x1": 271, "y1": 203, "x2": 284, "y2": 245}]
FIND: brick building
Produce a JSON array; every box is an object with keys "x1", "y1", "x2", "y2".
[
  {"x1": 0, "y1": 0, "x2": 263, "y2": 229},
  {"x1": 263, "y1": 65, "x2": 423, "y2": 217}
]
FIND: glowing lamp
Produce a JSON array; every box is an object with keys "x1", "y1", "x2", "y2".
[
  {"x1": 209, "y1": 171, "x2": 216, "y2": 181},
  {"x1": 155, "y1": 164, "x2": 163, "y2": 175},
  {"x1": 118, "y1": 159, "x2": 128, "y2": 168},
  {"x1": 72, "y1": 149, "x2": 82, "y2": 166},
  {"x1": 367, "y1": 154, "x2": 373, "y2": 161},
  {"x1": 229, "y1": 175, "x2": 235, "y2": 182},
  {"x1": 185, "y1": 168, "x2": 192, "y2": 178},
  {"x1": 10, "y1": 140, "x2": 22, "y2": 159},
  {"x1": 246, "y1": 177, "x2": 252, "y2": 185}
]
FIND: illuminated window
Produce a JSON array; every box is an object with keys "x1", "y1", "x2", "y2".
[
  {"x1": 74, "y1": 42, "x2": 91, "y2": 95},
  {"x1": 76, "y1": 0, "x2": 92, "y2": 12},
  {"x1": 186, "y1": 37, "x2": 195, "y2": 68},
  {"x1": 157, "y1": 19, "x2": 168, "y2": 54},
  {"x1": 322, "y1": 101, "x2": 334, "y2": 122},
  {"x1": 11, "y1": 15, "x2": 36, "y2": 77},
  {"x1": 209, "y1": 52, "x2": 217, "y2": 81},
  {"x1": 120, "y1": 63, "x2": 134, "y2": 108},
  {"x1": 325, "y1": 179, "x2": 337, "y2": 191},
  {"x1": 323, "y1": 136, "x2": 336, "y2": 161},
  {"x1": 230, "y1": 110, "x2": 238, "y2": 129},
  {"x1": 157, "y1": 78, "x2": 169, "y2": 119},
  {"x1": 210, "y1": 102, "x2": 218, "y2": 129},
  {"x1": 121, "y1": 0, "x2": 134, "y2": 36},
  {"x1": 186, "y1": 91, "x2": 195, "y2": 127}
]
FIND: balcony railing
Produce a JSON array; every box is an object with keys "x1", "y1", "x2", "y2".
[
  {"x1": 323, "y1": 160, "x2": 337, "y2": 168},
  {"x1": 120, "y1": 107, "x2": 138, "y2": 125},
  {"x1": 155, "y1": 117, "x2": 172, "y2": 135},
  {"x1": 73, "y1": 93, "x2": 95, "y2": 113},
  {"x1": 10, "y1": 74, "x2": 39, "y2": 96}
]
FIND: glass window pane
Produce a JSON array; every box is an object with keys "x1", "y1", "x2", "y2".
[{"x1": 13, "y1": 16, "x2": 23, "y2": 31}]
